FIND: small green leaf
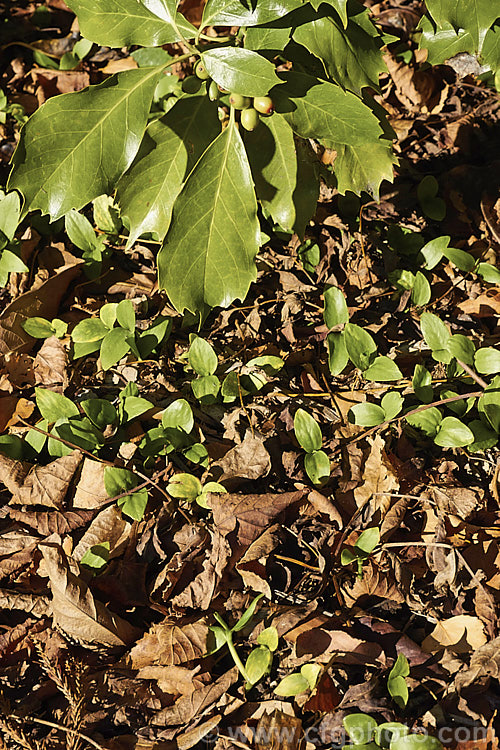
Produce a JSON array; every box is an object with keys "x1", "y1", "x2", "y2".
[
  {"x1": 119, "y1": 395, "x2": 153, "y2": 424},
  {"x1": 341, "y1": 548, "x2": 357, "y2": 566},
  {"x1": 478, "y1": 377, "x2": 500, "y2": 432},
  {"x1": 388, "y1": 654, "x2": 409, "y2": 707},
  {"x1": 448, "y1": 334, "x2": 476, "y2": 365},
  {"x1": 81, "y1": 398, "x2": 117, "y2": 430},
  {"x1": 202, "y1": 48, "x2": 280, "y2": 97},
  {"x1": 343, "y1": 713, "x2": 377, "y2": 745},
  {"x1": 104, "y1": 466, "x2": 140, "y2": 496},
  {"x1": 420, "y1": 312, "x2": 452, "y2": 362},
  {"x1": 468, "y1": 419, "x2": 499, "y2": 452},
  {"x1": 116, "y1": 299, "x2": 136, "y2": 332},
  {"x1": 349, "y1": 402, "x2": 386, "y2": 427},
  {"x1": 355, "y1": 527, "x2": 380, "y2": 556},
  {"x1": 417, "y1": 175, "x2": 445, "y2": 221},
  {"x1": 71, "y1": 317, "x2": 109, "y2": 343},
  {"x1": 434, "y1": 416, "x2": 474, "y2": 447},
  {"x1": 245, "y1": 646, "x2": 272, "y2": 686},
  {"x1": 81, "y1": 542, "x2": 110, "y2": 569},
  {"x1": 390, "y1": 735, "x2": 443, "y2": 750},
  {"x1": 36, "y1": 388, "x2": 79, "y2": 421},
  {"x1": 117, "y1": 489, "x2": 148, "y2": 521},
  {"x1": 162, "y1": 398, "x2": 194, "y2": 433},
  {"x1": 419, "y1": 235, "x2": 449, "y2": 269},
  {"x1": 374, "y1": 724, "x2": 409, "y2": 749},
  {"x1": 344, "y1": 323, "x2": 377, "y2": 371},
  {"x1": 304, "y1": 449, "x2": 330, "y2": 486},
  {"x1": 475, "y1": 347, "x2": 500, "y2": 375},
  {"x1": 363, "y1": 356, "x2": 402, "y2": 382},
  {"x1": 100, "y1": 327, "x2": 131, "y2": 370},
  {"x1": 23, "y1": 317, "x2": 56, "y2": 338},
  {"x1": 65, "y1": 209, "x2": 98, "y2": 252},
  {"x1": 100, "y1": 303, "x2": 117, "y2": 329},
  {"x1": 300, "y1": 662, "x2": 322, "y2": 691},
  {"x1": 411, "y1": 271, "x2": 431, "y2": 306},
  {"x1": 413, "y1": 364, "x2": 433, "y2": 403},
  {"x1": 167, "y1": 473, "x2": 202, "y2": 500},
  {"x1": 294, "y1": 408, "x2": 322, "y2": 453},
  {"x1": 323, "y1": 286, "x2": 349, "y2": 328},
  {"x1": 188, "y1": 336, "x2": 218, "y2": 376},
  {"x1": 476, "y1": 262, "x2": 500, "y2": 283},
  {"x1": 191, "y1": 375, "x2": 220, "y2": 403},
  {"x1": 406, "y1": 406, "x2": 442, "y2": 437},
  {"x1": 442, "y1": 246, "x2": 475, "y2": 271},
  {"x1": 327, "y1": 331, "x2": 349, "y2": 376},
  {"x1": 274, "y1": 672, "x2": 310, "y2": 697},
  {"x1": 381, "y1": 391, "x2": 404, "y2": 420},
  {"x1": 233, "y1": 593, "x2": 264, "y2": 632},
  {"x1": 257, "y1": 626, "x2": 279, "y2": 652}
]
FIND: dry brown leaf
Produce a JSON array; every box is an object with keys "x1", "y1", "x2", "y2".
[
  {"x1": 73, "y1": 505, "x2": 131, "y2": 562},
  {"x1": 427, "y1": 486, "x2": 482, "y2": 519},
  {"x1": 342, "y1": 561, "x2": 406, "y2": 607},
  {"x1": 40, "y1": 543, "x2": 140, "y2": 646},
  {"x1": 422, "y1": 615, "x2": 487, "y2": 654},
  {"x1": 8, "y1": 506, "x2": 94, "y2": 535},
  {"x1": 255, "y1": 710, "x2": 304, "y2": 750},
  {"x1": 176, "y1": 715, "x2": 222, "y2": 750},
  {"x1": 213, "y1": 430, "x2": 271, "y2": 482},
  {"x1": 136, "y1": 665, "x2": 202, "y2": 696},
  {"x1": 129, "y1": 619, "x2": 210, "y2": 669},
  {"x1": 33, "y1": 336, "x2": 68, "y2": 392},
  {"x1": 236, "y1": 525, "x2": 279, "y2": 598},
  {"x1": 0, "y1": 453, "x2": 31, "y2": 494},
  {"x1": 152, "y1": 667, "x2": 238, "y2": 725},
  {"x1": 380, "y1": 496, "x2": 410, "y2": 538},
  {"x1": 0, "y1": 590, "x2": 51, "y2": 618},
  {"x1": 208, "y1": 490, "x2": 306, "y2": 549},
  {"x1": 10, "y1": 450, "x2": 82, "y2": 507},
  {"x1": 307, "y1": 490, "x2": 343, "y2": 527},
  {"x1": 457, "y1": 290, "x2": 500, "y2": 317},
  {"x1": 172, "y1": 529, "x2": 231, "y2": 610},
  {"x1": 455, "y1": 636, "x2": 500, "y2": 690},
  {"x1": 73, "y1": 458, "x2": 109, "y2": 509},
  {"x1": 354, "y1": 435, "x2": 399, "y2": 511},
  {"x1": 0, "y1": 262, "x2": 82, "y2": 358},
  {"x1": 384, "y1": 51, "x2": 449, "y2": 114},
  {"x1": 32, "y1": 68, "x2": 90, "y2": 104}
]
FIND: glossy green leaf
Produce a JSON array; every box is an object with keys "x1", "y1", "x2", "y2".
[
  {"x1": 188, "y1": 336, "x2": 218, "y2": 376},
  {"x1": 23, "y1": 317, "x2": 56, "y2": 338},
  {"x1": 245, "y1": 646, "x2": 272, "y2": 685},
  {"x1": 311, "y1": 0, "x2": 348, "y2": 25},
  {"x1": 162, "y1": 398, "x2": 194, "y2": 433},
  {"x1": 434, "y1": 416, "x2": 474, "y2": 447},
  {"x1": 420, "y1": 312, "x2": 451, "y2": 362},
  {"x1": 327, "y1": 331, "x2": 349, "y2": 376},
  {"x1": 66, "y1": 0, "x2": 196, "y2": 47},
  {"x1": 192, "y1": 375, "x2": 220, "y2": 403},
  {"x1": 71, "y1": 317, "x2": 109, "y2": 344},
  {"x1": 202, "y1": 48, "x2": 280, "y2": 97},
  {"x1": 475, "y1": 347, "x2": 500, "y2": 375},
  {"x1": 202, "y1": 0, "x2": 301, "y2": 28},
  {"x1": 244, "y1": 113, "x2": 318, "y2": 236},
  {"x1": 117, "y1": 490, "x2": 148, "y2": 521},
  {"x1": 390, "y1": 735, "x2": 443, "y2": 750},
  {"x1": 294, "y1": 408, "x2": 322, "y2": 452},
  {"x1": 323, "y1": 285, "x2": 349, "y2": 328},
  {"x1": 158, "y1": 117, "x2": 259, "y2": 314},
  {"x1": 81, "y1": 542, "x2": 110, "y2": 569},
  {"x1": 442, "y1": 246, "x2": 475, "y2": 271},
  {"x1": 104, "y1": 466, "x2": 140, "y2": 496},
  {"x1": 233, "y1": 593, "x2": 264, "y2": 632},
  {"x1": 344, "y1": 323, "x2": 377, "y2": 371},
  {"x1": 349, "y1": 402, "x2": 386, "y2": 427},
  {"x1": 423, "y1": 0, "x2": 498, "y2": 51},
  {"x1": 0, "y1": 191, "x2": 21, "y2": 241},
  {"x1": 100, "y1": 327, "x2": 131, "y2": 370},
  {"x1": 363, "y1": 356, "x2": 402, "y2": 382},
  {"x1": 419, "y1": 235, "x2": 449, "y2": 269},
  {"x1": 304, "y1": 449, "x2": 331, "y2": 485},
  {"x1": 117, "y1": 95, "x2": 220, "y2": 248},
  {"x1": 476, "y1": 261, "x2": 500, "y2": 283},
  {"x1": 418, "y1": 15, "x2": 474, "y2": 64},
  {"x1": 244, "y1": 25, "x2": 292, "y2": 51},
  {"x1": 65, "y1": 209, "x2": 97, "y2": 252},
  {"x1": 381, "y1": 391, "x2": 404, "y2": 420},
  {"x1": 411, "y1": 271, "x2": 431, "y2": 306},
  {"x1": 257, "y1": 626, "x2": 279, "y2": 651},
  {"x1": 468, "y1": 418, "x2": 499, "y2": 451},
  {"x1": 301, "y1": 662, "x2": 322, "y2": 690},
  {"x1": 9, "y1": 68, "x2": 163, "y2": 221},
  {"x1": 116, "y1": 299, "x2": 136, "y2": 332},
  {"x1": 167, "y1": 472, "x2": 202, "y2": 500},
  {"x1": 293, "y1": 6, "x2": 385, "y2": 94},
  {"x1": 271, "y1": 72, "x2": 395, "y2": 197},
  {"x1": 343, "y1": 713, "x2": 377, "y2": 745},
  {"x1": 413, "y1": 364, "x2": 433, "y2": 403},
  {"x1": 36, "y1": 388, "x2": 79, "y2": 422},
  {"x1": 355, "y1": 527, "x2": 380, "y2": 556},
  {"x1": 448, "y1": 334, "x2": 476, "y2": 365},
  {"x1": 100, "y1": 303, "x2": 118, "y2": 329},
  {"x1": 406, "y1": 406, "x2": 442, "y2": 437},
  {"x1": 375, "y1": 724, "x2": 409, "y2": 749},
  {"x1": 478, "y1": 377, "x2": 500, "y2": 432},
  {"x1": 81, "y1": 398, "x2": 117, "y2": 430},
  {"x1": 274, "y1": 671, "x2": 310, "y2": 696},
  {"x1": 388, "y1": 654, "x2": 409, "y2": 707}
]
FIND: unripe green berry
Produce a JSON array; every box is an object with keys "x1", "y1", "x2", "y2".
[
  {"x1": 208, "y1": 80, "x2": 220, "y2": 101},
  {"x1": 253, "y1": 96, "x2": 274, "y2": 115},
  {"x1": 240, "y1": 107, "x2": 260, "y2": 131},
  {"x1": 181, "y1": 75, "x2": 202, "y2": 94},
  {"x1": 229, "y1": 93, "x2": 251, "y2": 110},
  {"x1": 194, "y1": 60, "x2": 210, "y2": 80}
]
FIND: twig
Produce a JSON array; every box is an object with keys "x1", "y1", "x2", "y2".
[
  {"x1": 18, "y1": 717, "x2": 105, "y2": 750},
  {"x1": 455, "y1": 359, "x2": 489, "y2": 390}
]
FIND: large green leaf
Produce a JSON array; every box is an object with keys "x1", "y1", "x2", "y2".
[
  {"x1": 244, "y1": 113, "x2": 318, "y2": 235},
  {"x1": 202, "y1": 48, "x2": 281, "y2": 97},
  {"x1": 202, "y1": 0, "x2": 301, "y2": 27},
  {"x1": 66, "y1": 0, "x2": 196, "y2": 47},
  {"x1": 423, "y1": 0, "x2": 499, "y2": 51},
  {"x1": 418, "y1": 15, "x2": 475, "y2": 65},
  {"x1": 9, "y1": 68, "x2": 162, "y2": 221},
  {"x1": 157, "y1": 116, "x2": 259, "y2": 314},
  {"x1": 271, "y1": 72, "x2": 395, "y2": 197},
  {"x1": 117, "y1": 95, "x2": 220, "y2": 247},
  {"x1": 293, "y1": 6, "x2": 385, "y2": 94}
]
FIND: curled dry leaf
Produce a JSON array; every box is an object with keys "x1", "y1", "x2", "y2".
[
  {"x1": 40, "y1": 543, "x2": 141, "y2": 646},
  {"x1": 33, "y1": 335, "x2": 68, "y2": 392},
  {"x1": 10, "y1": 450, "x2": 82, "y2": 508},
  {"x1": 255, "y1": 709, "x2": 304, "y2": 750},
  {"x1": 73, "y1": 458, "x2": 109, "y2": 509},
  {"x1": 0, "y1": 590, "x2": 51, "y2": 618},
  {"x1": 422, "y1": 615, "x2": 487, "y2": 654},
  {"x1": 137, "y1": 664, "x2": 202, "y2": 696},
  {"x1": 213, "y1": 430, "x2": 271, "y2": 482},
  {"x1": 354, "y1": 435, "x2": 399, "y2": 512},
  {"x1": 73, "y1": 505, "x2": 131, "y2": 562},
  {"x1": 307, "y1": 490, "x2": 343, "y2": 527},
  {"x1": 342, "y1": 560, "x2": 406, "y2": 607},
  {"x1": 176, "y1": 715, "x2": 222, "y2": 750},
  {"x1": 129, "y1": 619, "x2": 210, "y2": 669},
  {"x1": 8, "y1": 506, "x2": 95, "y2": 536},
  {"x1": 172, "y1": 528, "x2": 231, "y2": 610},
  {"x1": 152, "y1": 667, "x2": 238, "y2": 726},
  {"x1": 236, "y1": 525, "x2": 280, "y2": 598},
  {"x1": 455, "y1": 636, "x2": 500, "y2": 690},
  {"x1": 0, "y1": 453, "x2": 31, "y2": 494}
]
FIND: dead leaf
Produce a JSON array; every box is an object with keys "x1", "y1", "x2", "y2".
[
  {"x1": 137, "y1": 664, "x2": 202, "y2": 696},
  {"x1": 0, "y1": 453, "x2": 31, "y2": 494},
  {"x1": 176, "y1": 715, "x2": 222, "y2": 750},
  {"x1": 457, "y1": 290, "x2": 500, "y2": 317},
  {"x1": 307, "y1": 490, "x2": 343, "y2": 527},
  {"x1": 152, "y1": 668, "x2": 238, "y2": 725},
  {"x1": 255, "y1": 710, "x2": 304, "y2": 750},
  {"x1": 32, "y1": 67, "x2": 90, "y2": 104},
  {"x1": 236, "y1": 526, "x2": 279, "y2": 598},
  {"x1": 208, "y1": 490, "x2": 306, "y2": 549},
  {"x1": 0, "y1": 590, "x2": 50, "y2": 618},
  {"x1": 40, "y1": 543, "x2": 140, "y2": 646},
  {"x1": 384, "y1": 51, "x2": 449, "y2": 114},
  {"x1": 172, "y1": 529, "x2": 231, "y2": 609},
  {"x1": 129, "y1": 619, "x2": 210, "y2": 669},
  {"x1": 10, "y1": 450, "x2": 81, "y2": 507},
  {"x1": 342, "y1": 561, "x2": 406, "y2": 607},
  {"x1": 73, "y1": 506, "x2": 131, "y2": 562},
  {"x1": 354, "y1": 435, "x2": 399, "y2": 511},
  {"x1": 8, "y1": 506, "x2": 94, "y2": 536},
  {"x1": 73, "y1": 458, "x2": 109, "y2": 509},
  {"x1": 455, "y1": 636, "x2": 500, "y2": 690},
  {"x1": 213, "y1": 430, "x2": 271, "y2": 482},
  {"x1": 422, "y1": 615, "x2": 487, "y2": 654},
  {"x1": 33, "y1": 336, "x2": 68, "y2": 392}
]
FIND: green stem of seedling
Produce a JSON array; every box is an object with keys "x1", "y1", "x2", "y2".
[{"x1": 226, "y1": 631, "x2": 252, "y2": 684}]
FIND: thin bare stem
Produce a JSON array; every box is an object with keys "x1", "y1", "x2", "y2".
[{"x1": 11, "y1": 717, "x2": 104, "y2": 750}]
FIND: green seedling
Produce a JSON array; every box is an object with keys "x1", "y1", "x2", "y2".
[
  {"x1": 341, "y1": 527, "x2": 380, "y2": 579},
  {"x1": 208, "y1": 595, "x2": 277, "y2": 688},
  {"x1": 166, "y1": 472, "x2": 227, "y2": 509},
  {"x1": 65, "y1": 208, "x2": 112, "y2": 277},
  {"x1": 342, "y1": 714, "x2": 442, "y2": 750},
  {"x1": 274, "y1": 662, "x2": 321, "y2": 697},
  {"x1": 387, "y1": 654, "x2": 410, "y2": 708},
  {"x1": 294, "y1": 407, "x2": 330, "y2": 486},
  {"x1": 0, "y1": 191, "x2": 28, "y2": 285}
]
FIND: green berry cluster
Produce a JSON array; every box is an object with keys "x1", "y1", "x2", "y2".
[{"x1": 181, "y1": 59, "x2": 274, "y2": 132}]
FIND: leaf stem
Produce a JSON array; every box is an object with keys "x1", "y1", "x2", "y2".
[{"x1": 226, "y1": 631, "x2": 252, "y2": 684}]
